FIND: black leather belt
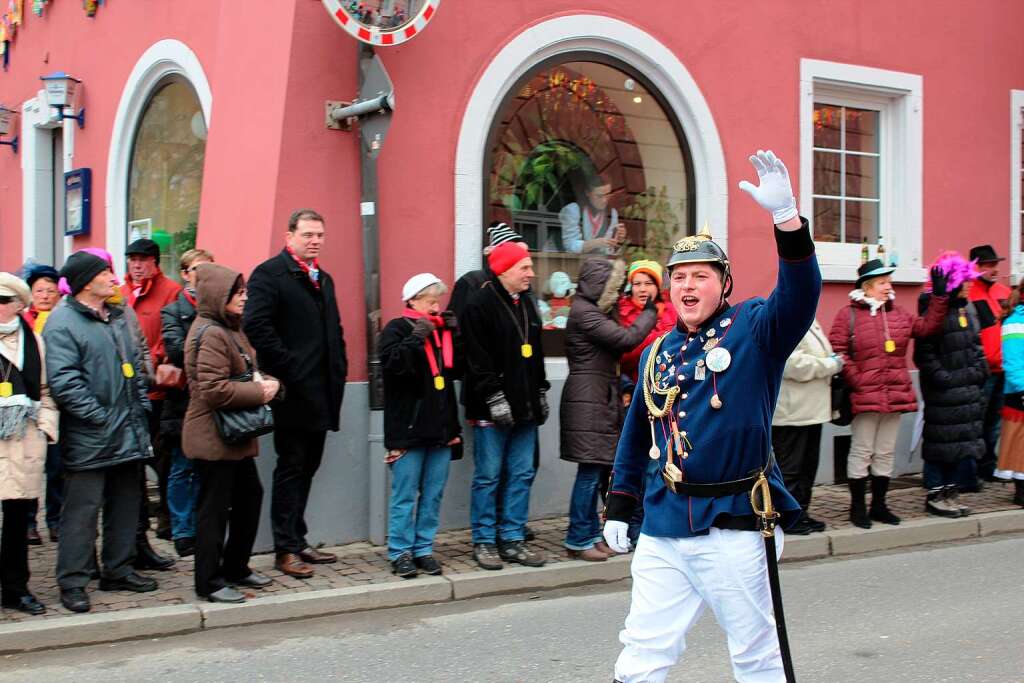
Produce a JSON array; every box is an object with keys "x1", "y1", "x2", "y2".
[{"x1": 664, "y1": 453, "x2": 777, "y2": 497}]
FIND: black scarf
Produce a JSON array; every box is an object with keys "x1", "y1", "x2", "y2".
[{"x1": 0, "y1": 317, "x2": 42, "y2": 401}]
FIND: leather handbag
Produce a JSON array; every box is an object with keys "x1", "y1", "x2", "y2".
[
  {"x1": 154, "y1": 363, "x2": 187, "y2": 391},
  {"x1": 193, "y1": 325, "x2": 275, "y2": 444}
]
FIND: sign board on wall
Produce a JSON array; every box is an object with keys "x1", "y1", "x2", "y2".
[{"x1": 64, "y1": 168, "x2": 91, "y2": 236}]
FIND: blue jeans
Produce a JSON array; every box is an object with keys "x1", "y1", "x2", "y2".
[
  {"x1": 923, "y1": 460, "x2": 958, "y2": 490},
  {"x1": 387, "y1": 446, "x2": 451, "y2": 561},
  {"x1": 167, "y1": 445, "x2": 198, "y2": 540},
  {"x1": 471, "y1": 423, "x2": 537, "y2": 545},
  {"x1": 565, "y1": 463, "x2": 608, "y2": 550}
]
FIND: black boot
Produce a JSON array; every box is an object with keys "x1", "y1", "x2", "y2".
[
  {"x1": 869, "y1": 476, "x2": 901, "y2": 525},
  {"x1": 134, "y1": 534, "x2": 175, "y2": 571},
  {"x1": 848, "y1": 478, "x2": 871, "y2": 529},
  {"x1": 1014, "y1": 480, "x2": 1024, "y2": 507}
]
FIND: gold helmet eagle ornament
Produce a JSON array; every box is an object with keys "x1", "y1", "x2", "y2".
[{"x1": 666, "y1": 222, "x2": 734, "y2": 299}]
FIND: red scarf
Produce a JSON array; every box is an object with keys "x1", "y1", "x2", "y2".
[
  {"x1": 286, "y1": 246, "x2": 321, "y2": 290},
  {"x1": 182, "y1": 289, "x2": 197, "y2": 307},
  {"x1": 403, "y1": 309, "x2": 453, "y2": 383}
]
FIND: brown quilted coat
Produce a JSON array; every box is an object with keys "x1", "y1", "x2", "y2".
[
  {"x1": 829, "y1": 290, "x2": 947, "y2": 415},
  {"x1": 182, "y1": 264, "x2": 277, "y2": 461}
]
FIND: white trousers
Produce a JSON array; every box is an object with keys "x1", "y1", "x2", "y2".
[
  {"x1": 614, "y1": 528, "x2": 786, "y2": 683},
  {"x1": 848, "y1": 412, "x2": 902, "y2": 479}
]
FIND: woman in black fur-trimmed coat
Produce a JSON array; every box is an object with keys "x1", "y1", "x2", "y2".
[{"x1": 915, "y1": 277, "x2": 988, "y2": 517}]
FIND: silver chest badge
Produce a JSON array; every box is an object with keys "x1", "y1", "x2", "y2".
[{"x1": 705, "y1": 346, "x2": 732, "y2": 373}]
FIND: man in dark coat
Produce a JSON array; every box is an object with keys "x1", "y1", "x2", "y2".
[
  {"x1": 462, "y1": 242, "x2": 549, "y2": 570},
  {"x1": 44, "y1": 251, "x2": 159, "y2": 613},
  {"x1": 243, "y1": 209, "x2": 348, "y2": 578},
  {"x1": 560, "y1": 258, "x2": 656, "y2": 561},
  {"x1": 447, "y1": 222, "x2": 525, "y2": 320}
]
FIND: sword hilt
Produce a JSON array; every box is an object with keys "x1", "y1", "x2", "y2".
[{"x1": 750, "y1": 471, "x2": 779, "y2": 538}]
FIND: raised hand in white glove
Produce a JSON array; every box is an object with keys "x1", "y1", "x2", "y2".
[
  {"x1": 603, "y1": 520, "x2": 631, "y2": 554},
  {"x1": 737, "y1": 150, "x2": 798, "y2": 225}
]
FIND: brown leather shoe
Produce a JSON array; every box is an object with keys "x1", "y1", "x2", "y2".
[
  {"x1": 593, "y1": 540, "x2": 618, "y2": 557},
  {"x1": 298, "y1": 547, "x2": 337, "y2": 564},
  {"x1": 566, "y1": 547, "x2": 608, "y2": 562},
  {"x1": 275, "y1": 553, "x2": 314, "y2": 578}
]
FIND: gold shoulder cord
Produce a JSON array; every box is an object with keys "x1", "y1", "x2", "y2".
[{"x1": 643, "y1": 334, "x2": 678, "y2": 417}]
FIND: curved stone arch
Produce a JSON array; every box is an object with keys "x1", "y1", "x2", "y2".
[
  {"x1": 454, "y1": 15, "x2": 727, "y2": 276},
  {"x1": 105, "y1": 39, "x2": 212, "y2": 260}
]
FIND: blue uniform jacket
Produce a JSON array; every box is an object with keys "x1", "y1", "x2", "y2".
[{"x1": 606, "y1": 220, "x2": 821, "y2": 537}]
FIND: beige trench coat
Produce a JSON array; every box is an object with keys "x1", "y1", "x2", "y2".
[
  {"x1": 772, "y1": 319, "x2": 843, "y2": 428},
  {"x1": 0, "y1": 325, "x2": 59, "y2": 500}
]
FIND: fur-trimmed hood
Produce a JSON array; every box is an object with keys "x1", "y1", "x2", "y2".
[
  {"x1": 849, "y1": 288, "x2": 895, "y2": 316},
  {"x1": 576, "y1": 258, "x2": 626, "y2": 314}
]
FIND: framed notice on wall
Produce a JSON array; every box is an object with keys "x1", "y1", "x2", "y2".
[{"x1": 64, "y1": 168, "x2": 92, "y2": 237}]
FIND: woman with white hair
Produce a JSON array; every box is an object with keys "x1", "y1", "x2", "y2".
[
  {"x1": 379, "y1": 274, "x2": 464, "y2": 579},
  {"x1": 0, "y1": 273, "x2": 58, "y2": 615}
]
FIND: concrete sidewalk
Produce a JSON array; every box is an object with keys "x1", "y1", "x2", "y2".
[{"x1": 0, "y1": 478, "x2": 1021, "y2": 653}]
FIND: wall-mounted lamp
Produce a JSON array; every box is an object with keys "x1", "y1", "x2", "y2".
[
  {"x1": 0, "y1": 104, "x2": 18, "y2": 154},
  {"x1": 40, "y1": 71, "x2": 85, "y2": 129}
]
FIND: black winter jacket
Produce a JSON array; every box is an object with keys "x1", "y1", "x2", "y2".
[
  {"x1": 159, "y1": 290, "x2": 197, "y2": 436},
  {"x1": 559, "y1": 259, "x2": 657, "y2": 466},
  {"x1": 380, "y1": 316, "x2": 464, "y2": 452},
  {"x1": 462, "y1": 275, "x2": 549, "y2": 424},
  {"x1": 243, "y1": 250, "x2": 348, "y2": 432},
  {"x1": 914, "y1": 293, "x2": 989, "y2": 464},
  {"x1": 43, "y1": 298, "x2": 153, "y2": 471}
]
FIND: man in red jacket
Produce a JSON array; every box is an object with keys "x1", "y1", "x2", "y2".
[
  {"x1": 967, "y1": 244, "x2": 1012, "y2": 486},
  {"x1": 122, "y1": 238, "x2": 181, "y2": 569}
]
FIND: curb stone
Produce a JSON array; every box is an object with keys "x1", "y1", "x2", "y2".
[
  {"x1": 828, "y1": 515, "x2": 977, "y2": 556},
  {"x1": 977, "y1": 508, "x2": 1024, "y2": 536},
  {"x1": 0, "y1": 604, "x2": 202, "y2": 654},
  {"x1": 199, "y1": 577, "x2": 452, "y2": 629},
  {"x1": 1, "y1": 510, "x2": 1021, "y2": 653},
  {"x1": 447, "y1": 555, "x2": 632, "y2": 600},
  {"x1": 780, "y1": 533, "x2": 830, "y2": 562}
]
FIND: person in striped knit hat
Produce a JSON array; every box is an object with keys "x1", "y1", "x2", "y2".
[{"x1": 995, "y1": 276, "x2": 1024, "y2": 506}]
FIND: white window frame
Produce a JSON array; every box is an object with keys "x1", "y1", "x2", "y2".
[
  {"x1": 800, "y1": 59, "x2": 925, "y2": 283},
  {"x1": 1011, "y1": 90, "x2": 1024, "y2": 282},
  {"x1": 106, "y1": 39, "x2": 212, "y2": 261}
]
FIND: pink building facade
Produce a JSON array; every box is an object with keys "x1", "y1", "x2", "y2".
[{"x1": 2, "y1": 1, "x2": 1023, "y2": 543}]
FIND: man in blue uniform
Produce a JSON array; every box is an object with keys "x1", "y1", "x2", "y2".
[{"x1": 605, "y1": 150, "x2": 820, "y2": 683}]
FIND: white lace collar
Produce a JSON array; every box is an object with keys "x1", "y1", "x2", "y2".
[{"x1": 849, "y1": 289, "x2": 894, "y2": 316}]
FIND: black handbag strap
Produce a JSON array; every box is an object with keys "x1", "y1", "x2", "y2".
[{"x1": 847, "y1": 306, "x2": 856, "y2": 361}]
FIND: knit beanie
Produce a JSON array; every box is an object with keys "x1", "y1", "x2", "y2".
[
  {"x1": 488, "y1": 242, "x2": 529, "y2": 276},
  {"x1": 627, "y1": 259, "x2": 663, "y2": 290},
  {"x1": 487, "y1": 222, "x2": 524, "y2": 248},
  {"x1": 60, "y1": 251, "x2": 111, "y2": 296}
]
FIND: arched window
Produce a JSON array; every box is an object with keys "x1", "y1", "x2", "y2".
[
  {"x1": 485, "y1": 55, "x2": 694, "y2": 351},
  {"x1": 127, "y1": 77, "x2": 206, "y2": 281}
]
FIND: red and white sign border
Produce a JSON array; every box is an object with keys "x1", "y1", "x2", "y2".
[{"x1": 321, "y1": 1, "x2": 440, "y2": 46}]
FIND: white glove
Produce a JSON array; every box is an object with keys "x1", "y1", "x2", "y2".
[
  {"x1": 603, "y1": 520, "x2": 631, "y2": 554},
  {"x1": 737, "y1": 150, "x2": 798, "y2": 224}
]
